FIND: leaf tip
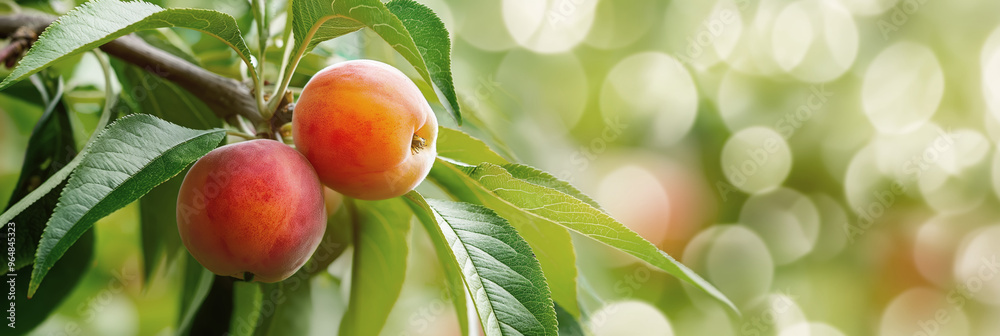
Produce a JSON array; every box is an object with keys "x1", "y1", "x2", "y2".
[{"x1": 27, "y1": 264, "x2": 47, "y2": 298}]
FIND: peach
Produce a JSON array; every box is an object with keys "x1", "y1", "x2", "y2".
[
  {"x1": 176, "y1": 139, "x2": 326, "y2": 282},
  {"x1": 292, "y1": 60, "x2": 438, "y2": 200}
]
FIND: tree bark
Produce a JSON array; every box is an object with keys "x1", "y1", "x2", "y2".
[{"x1": 0, "y1": 13, "x2": 263, "y2": 124}]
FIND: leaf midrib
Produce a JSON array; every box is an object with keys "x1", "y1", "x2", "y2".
[
  {"x1": 443, "y1": 161, "x2": 738, "y2": 313},
  {"x1": 431, "y1": 205, "x2": 506, "y2": 334},
  {"x1": 438, "y1": 160, "x2": 569, "y2": 241}
]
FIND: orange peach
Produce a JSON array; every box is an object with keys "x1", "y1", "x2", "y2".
[
  {"x1": 176, "y1": 139, "x2": 326, "y2": 282},
  {"x1": 292, "y1": 60, "x2": 438, "y2": 200}
]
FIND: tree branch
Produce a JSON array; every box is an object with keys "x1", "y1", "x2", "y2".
[{"x1": 0, "y1": 13, "x2": 263, "y2": 125}]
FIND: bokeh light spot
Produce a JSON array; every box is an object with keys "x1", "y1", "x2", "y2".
[
  {"x1": 740, "y1": 187, "x2": 821, "y2": 265},
  {"x1": 600, "y1": 52, "x2": 698, "y2": 147},
  {"x1": 862, "y1": 42, "x2": 944, "y2": 134},
  {"x1": 721, "y1": 127, "x2": 793, "y2": 194}
]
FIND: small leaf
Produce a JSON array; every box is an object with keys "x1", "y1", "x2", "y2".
[
  {"x1": 229, "y1": 282, "x2": 264, "y2": 336},
  {"x1": 386, "y1": 0, "x2": 461, "y2": 124},
  {"x1": 29, "y1": 114, "x2": 226, "y2": 296},
  {"x1": 0, "y1": 50, "x2": 116, "y2": 232},
  {"x1": 177, "y1": 253, "x2": 215, "y2": 335},
  {"x1": 289, "y1": 0, "x2": 460, "y2": 122},
  {"x1": 0, "y1": 0, "x2": 255, "y2": 90},
  {"x1": 289, "y1": 0, "x2": 363, "y2": 53},
  {"x1": 253, "y1": 270, "x2": 314, "y2": 336},
  {"x1": 138, "y1": 172, "x2": 186, "y2": 281},
  {"x1": 435, "y1": 160, "x2": 739, "y2": 313},
  {"x1": 436, "y1": 126, "x2": 507, "y2": 165},
  {"x1": 436, "y1": 137, "x2": 601, "y2": 312},
  {"x1": 4, "y1": 75, "x2": 91, "y2": 336},
  {"x1": 111, "y1": 59, "x2": 221, "y2": 129},
  {"x1": 403, "y1": 191, "x2": 469, "y2": 336},
  {"x1": 3, "y1": 75, "x2": 76, "y2": 271},
  {"x1": 429, "y1": 159, "x2": 581, "y2": 317},
  {"x1": 339, "y1": 198, "x2": 412, "y2": 336},
  {"x1": 111, "y1": 58, "x2": 222, "y2": 281},
  {"x1": 555, "y1": 303, "x2": 586, "y2": 336},
  {"x1": 416, "y1": 197, "x2": 559, "y2": 336},
  {"x1": 306, "y1": 195, "x2": 353, "y2": 276}
]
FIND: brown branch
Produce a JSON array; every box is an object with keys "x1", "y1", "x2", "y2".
[{"x1": 0, "y1": 13, "x2": 264, "y2": 125}]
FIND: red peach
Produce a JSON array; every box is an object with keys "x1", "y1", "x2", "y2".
[{"x1": 176, "y1": 139, "x2": 326, "y2": 282}]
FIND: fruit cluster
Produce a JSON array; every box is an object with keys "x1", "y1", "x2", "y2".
[{"x1": 176, "y1": 60, "x2": 438, "y2": 282}]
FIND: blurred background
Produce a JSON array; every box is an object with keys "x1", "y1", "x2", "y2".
[{"x1": 5, "y1": 0, "x2": 1000, "y2": 335}]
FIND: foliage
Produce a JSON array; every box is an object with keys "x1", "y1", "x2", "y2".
[{"x1": 0, "y1": 0, "x2": 736, "y2": 334}]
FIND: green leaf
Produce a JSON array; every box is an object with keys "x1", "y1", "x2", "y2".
[
  {"x1": 10, "y1": 230, "x2": 93, "y2": 336},
  {"x1": 339, "y1": 197, "x2": 413, "y2": 336},
  {"x1": 288, "y1": 0, "x2": 460, "y2": 122},
  {"x1": 3, "y1": 75, "x2": 76, "y2": 271},
  {"x1": 416, "y1": 197, "x2": 559, "y2": 336},
  {"x1": 135, "y1": 29, "x2": 201, "y2": 66},
  {"x1": 110, "y1": 59, "x2": 221, "y2": 129},
  {"x1": 435, "y1": 160, "x2": 739, "y2": 314},
  {"x1": 4, "y1": 75, "x2": 92, "y2": 336},
  {"x1": 288, "y1": 0, "x2": 362, "y2": 53},
  {"x1": 110, "y1": 58, "x2": 222, "y2": 281},
  {"x1": 428, "y1": 159, "x2": 581, "y2": 317},
  {"x1": 253, "y1": 271, "x2": 315, "y2": 336},
  {"x1": 189, "y1": 276, "x2": 237, "y2": 335},
  {"x1": 28, "y1": 114, "x2": 226, "y2": 296},
  {"x1": 502, "y1": 163, "x2": 603, "y2": 211},
  {"x1": 403, "y1": 191, "x2": 469, "y2": 336},
  {"x1": 0, "y1": 50, "x2": 115, "y2": 232},
  {"x1": 177, "y1": 253, "x2": 215, "y2": 335},
  {"x1": 386, "y1": 0, "x2": 461, "y2": 124},
  {"x1": 555, "y1": 303, "x2": 586, "y2": 336},
  {"x1": 230, "y1": 282, "x2": 264, "y2": 336},
  {"x1": 306, "y1": 195, "x2": 353, "y2": 276},
  {"x1": 138, "y1": 170, "x2": 186, "y2": 281},
  {"x1": 436, "y1": 126, "x2": 508, "y2": 165},
  {"x1": 0, "y1": 0, "x2": 255, "y2": 90},
  {"x1": 432, "y1": 129, "x2": 597, "y2": 314}
]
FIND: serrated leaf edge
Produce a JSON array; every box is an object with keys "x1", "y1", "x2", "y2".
[{"x1": 28, "y1": 114, "x2": 224, "y2": 296}]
